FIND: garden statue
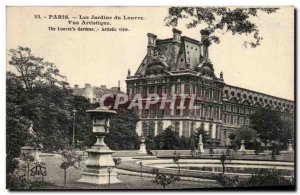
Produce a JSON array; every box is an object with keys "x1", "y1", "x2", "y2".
[
  {"x1": 239, "y1": 140, "x2": 246, "y2": 152},
  {"x1": 20, "y1": 121, "x2": 42, "y2": 162},
  {"x1": 198, "y1": 134, "x2": 205, "y2": 154},
  {"x1": 288, "y1": 139, "x2": 294, "y2": 152}
]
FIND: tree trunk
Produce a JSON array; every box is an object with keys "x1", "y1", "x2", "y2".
[
  {"x1": 64, "y1": 169, "x2": 67, "y2": 185},
  {"x1": 177, "y1": 164, "x2": 180, "y2": 176},
  {"x1": 222, "y1": 165, "x2": 225, "y2": 174},
  {"x1": 27, "y1": 162, "x2": 30, "y2": 180}
]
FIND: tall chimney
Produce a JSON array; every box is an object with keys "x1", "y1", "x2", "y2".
[
  {"x1": 127, "y1": 68, "x2": 131, "y2": 77},
  {"x1": 172, "y1": 28, "x2": 182, "y2": 43},
  {"x1": 147, "y1": 33, "x2": 157, "y2": 62},
  {"x1": 118, "y1": 80, "x2": 120, "y2": 92},
  {"x1": 85, "y1": 83, "x2": 91, "y2": 89},
  {"x1": 200, "y1": 29, "x2": 211, "y2": 59},
  {"x1": 172, "y1": 28, "x2": 182, "y2": 66}
]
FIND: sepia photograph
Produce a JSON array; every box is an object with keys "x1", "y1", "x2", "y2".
[{"x1": 5, "y1": 5, "x2": 295, "y2": 190}]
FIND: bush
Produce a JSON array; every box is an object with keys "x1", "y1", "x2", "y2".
[
  {"x1": 153, "y1": 172, "x2": 180, "y2": 189},
  {"x1": 243, "y1": 169, "x2": 294, "y2": 187},
  {"x1": 214, "y1": 174, "x2": 240, "y2": 187},
  {"x1": 254, "y1": 141, "x2": 265, "y2": 154},
  {"x1": 7, "y1": 174, "x2": 51, "y2": 190},
  {"x1": 113, "y1": 157, "x2": 122, "y2": 165},
  {"x1": 215, "y1": 169, "x2": 294, "y2": 188}
]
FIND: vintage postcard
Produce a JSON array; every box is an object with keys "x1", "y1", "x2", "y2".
[{"x1": 6, "y1": 6, "x2": 295, "y2": 190}]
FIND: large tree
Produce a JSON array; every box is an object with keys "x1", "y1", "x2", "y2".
[
  {"x1": 7, "y1": 47, "x2": 93, "y2": 152},
  {"x1": 8, "y1": 46, "x2": 68, "y2": 97},
  {"x1": 104, "y1": 108, "x2": 140, "y2": 150},
  {"x1": 6, "y1": 72, "x2": 31, "y2": 174},
  {"x1": 232, "y1": 126, "x2": 258, "y2": 144},
  {"x1": 158, "y1": 127, "x2": 180, "y2": 150},
  {"x1": 165, "y1": 7, "x2": 278, "y2": 47},
  {"x1": 250, "y1": 108, "x2": 284, "y2": 145}
]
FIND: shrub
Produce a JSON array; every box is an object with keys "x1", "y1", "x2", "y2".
[
  {"x1": 254, "y1": 141, "x2": 264, "y2": 154},
  {"x1": 243, "y1": 169, "x2": 294, "y2": 187},
  {"x1": 59, "y1": 149, "x2": 82, "y2": 185},
  {"x1": 215, "y1": 169, "x2": 294, "y2": 188},
  {"x1": 113, "y1": 157, "x2": 122, "y2": 166},
  {"x1": 7, "y1": 174, "x2": 52, "y2": 190},
  {"x1": 214, "y1": 174, "x2": 240, "y2": 188},
  {"x1": 153, "y1": 172, "x2": 180, "y2": 189}
]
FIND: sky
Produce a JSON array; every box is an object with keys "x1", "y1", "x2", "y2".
[{"x1": 6, "y1": 6, "x2": 294, "y2": 100}]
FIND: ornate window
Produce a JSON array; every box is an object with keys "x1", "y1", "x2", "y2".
[
  {"x1": 226, "y1": 104, "x2": 231, "y2": 112},
  {"x1": 245, "y1": 118, "x2": 250, "y2": 125},
  {"x1": 149, "y1": 86, "x2": 154, "y2": 93},
  {"x1": 162, "y1": 86, "x2": 166, "y2": 95},
  {"x1": 175, "y1": 84, "x2": 181, "y2": 94},
  {"x1": 157, "y1": 86, "x2": 162, "y2": 95},
  {"x1": 142, "y1": 109, "x2": 149, "y2": 118},
  {"x1": 166, "y1": 85, "x2": 171, "y2": 96},
  {"x1": 182, "y1": 121, "x2": 189, "y2": 137},
  {"x1": 226, "y1": 115, "x2": 231, "y2": 124},
  {"x1": 157, "y1": 107, "x2": 164, "y2": 118},
  {"x1": 209, "y1": 123, "x2": 213, "y2": 138},
  {"x1": 239, "y1": 117, "x2": 244, "y2": 126},
  {"x1": 233, "y1": 116, "x2": 238, "y2": 125},
  {"x1": 157, "y1": 121, "x2": 163, "y2": 135},
  {"x1": 192, "y1": 85, "x2": 196, "y2": 94},
  {"x1": 175, "y1": 108, "x2": 180, "y2": 116},
  {"x1": 233, "y1": 105, "x2": 238, "y2": 113},
  {"x1": 149, "y1": 122, "x2": 155, "y2": 137},
  {"x1": 245, "y1": 108, "x2": 249, "y2": 115},
  {"x1": 142, "y1": 121, "x2": 148, "y2": 137},
  {"x1": 239, "y1": 107, "x2": 244, "y2": 114},
  {"x1": 184, "y1": 84, "x2": 190, "y2": 94}
]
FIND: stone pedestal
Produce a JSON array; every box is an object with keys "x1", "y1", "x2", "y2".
[
  {"x1": 20, "y1": 146, "x2": 41, "y2": 162},
  {"x1": 78, "y1": 135, "x2": 120, "y2": 185},
  {"x1": 239, "y1": 140, "x2": 246, "y2": 152},
  {"x1": 138, "y1": 137, "x2": 147, "y2": 154},
  {"x1": 198, "y1": 134, "x2": 204, "y2": 154}
]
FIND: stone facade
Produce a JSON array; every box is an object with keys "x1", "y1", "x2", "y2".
[{"x1": 126, "y1": 28, "x2": 294, "y2": 146}]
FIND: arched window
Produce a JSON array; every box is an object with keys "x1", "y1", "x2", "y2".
[
  {"x1": 157, "y1": 121, "x2": 163, "y2": 135},
  {"x1": 149, "y1": 122, "x2": 155, "y2": 137},
  {"x1": 208, "y1": 123, "x2": 213, "y2": 138},
  {"x1": 142, "y1": 121, "x2": 148, "y2": 137}
]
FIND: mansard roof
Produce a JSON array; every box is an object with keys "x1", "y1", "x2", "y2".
[{"x1": 134, "y1": 30, "x2": 212, "y2": 77}]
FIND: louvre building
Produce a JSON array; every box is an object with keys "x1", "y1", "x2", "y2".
[{"x1": 125, "y1": 28, "x2": 294, "y2": 146}]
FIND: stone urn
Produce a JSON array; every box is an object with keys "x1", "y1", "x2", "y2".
[
  {"x1": 138, "y1": 136, "x2": 147, "y2": 154},
  {"x1": 78, "y1": 107, "x2": 121, "y2": 185}
]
